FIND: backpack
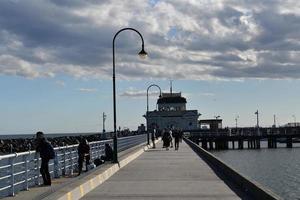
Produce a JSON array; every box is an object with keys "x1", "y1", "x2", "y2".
[{"x1": 46, "y1": 142, "x2": 55, "y2": 159}]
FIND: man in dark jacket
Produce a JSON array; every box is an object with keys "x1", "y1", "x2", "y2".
[
  {"x1": 77, "y1": 137, "x2": 90, "y2": 175},
  {"x1": 36, "y1": 131, "x2": 54, "y2": 186},
  {"x1": 173, "y1": 129, "x2": 181, "y2": 150},
  {"x1": 104, "y1": 143, "x2": 113, "y2": 161}
]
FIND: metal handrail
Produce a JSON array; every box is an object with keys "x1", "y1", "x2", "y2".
[{"x1": 0, "y1": 134, "x2": 146, "y2": 197}]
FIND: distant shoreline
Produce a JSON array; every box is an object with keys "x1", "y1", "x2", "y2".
[{"x1": 0, "y1": 132, "x2": 103, "y2": 139}]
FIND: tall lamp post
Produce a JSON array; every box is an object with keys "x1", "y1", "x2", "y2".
[
  {"x1": 255, "y1": 110, "x2": 259, "y2": 135},
  {"x1": 112, "y1": 28, "x2": 147, "y2": 163},
  {"x1": 235, "y1": 115, "x2": 239, "y2": 134},
  {"x1": 214, "y1": 115, "x2": 220, "y2": 134},
  {"x1": 292, "y1": 115, "x2": 296, "y2": 127},
  {"x1": 146, "y1": 84, "x2": 162, "y2": 145},
  {"x1": 102, "y1": 112, "x2": 106, "y2": 133}
]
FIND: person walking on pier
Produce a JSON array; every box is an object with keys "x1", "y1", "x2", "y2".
[
  {"x1": 77, "y1": 137, "x2": 90, "y2": 175},
  {"x1": 151, "y1": 128, "x2": 156, "y2": 148},
  {"x1": 35, "y1": 131, "x2": 55, "y2": 186},
  {"x1": 173, "y1": 129, "x2": 182, "y2": 150},
  {"x1": 162, "y1": 129, "x2": 171, "y2": 150},
  {"x1": 169, "y1": 129, "x2": 173, "y2": 148}
]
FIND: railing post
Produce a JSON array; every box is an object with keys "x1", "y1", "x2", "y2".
[
  {"x1": 62, "y1": 142, "x2": 66, "y2": 176},
  {"x1": 97, "y1": 143, "x2": 101, "y2": 157},
  {"x1": 54, "y1": 151, "x2": 60, "y2": 178},
  {"x1": 10, "y1": 156, "x2": 15, "y2": 196},
  {"x1": 25, "y1": 153, "x2": 29, "y2": 190},
  {"x1": 35, "y1": 152, "x2": 40, "y2": 186},
  {"x1": 69, "y1": 147, "x2": 73, "y2": 176}
]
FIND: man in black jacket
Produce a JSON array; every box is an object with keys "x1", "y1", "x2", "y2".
[
  {"x1": 77, "y1": 137, "x2": 90, "y2": 175},
  {"x1": 36, "y1": 131, "x2": 55, "y2": 186}
]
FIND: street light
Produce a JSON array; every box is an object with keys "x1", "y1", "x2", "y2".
[
  {"x1": 292, "y1": 115, "x2": 296, "y2": 127},
  {"x1": 112, "y1": 28, "x2": 147, "y2": 163},
  {"x1": 102, "y1": 112, "x2": 106, "y2": 133},
  {"x1": 214, "y1": 115, "x2": 220, "y2": 133},
  {"x1": 255, "y1": 110, "x2": 259, "y2": 135},
  {"x1": 235, "y1": 115, "x2": 239, "y2": 134},
  {"x1": 146, "y1": 84, "x2": 162, "y2": 145}
]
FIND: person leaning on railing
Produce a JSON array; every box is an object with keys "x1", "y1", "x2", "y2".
[
  {"x1": 77, "y1": 137, "x2": 91, "y2": 175},
  {"x1": 35, "y1": 131, "x2": 55, "y2": 186}
]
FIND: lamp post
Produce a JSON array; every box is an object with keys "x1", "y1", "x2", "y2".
[
  {"x1": 292, "y1": 115, "x2": 296, "y2": 127},
  {"x1": 255, "y1": 110, "x2": 259, "y2": 135},
  {"x1": 235, "y1": 115, "x2": 239, "y2": 134},
  {"x1": 112, "y1": 28, "x2": 147, "y2": 163},
  {"x1": 146, "y1": 84, "x2": 162, "y2": 145},
  {"x1": 214, "y1": 115, "x2": 220, "y2": 134},
  {"x1": 102, "y1": 112, "x2": 106, "y2": 133}
]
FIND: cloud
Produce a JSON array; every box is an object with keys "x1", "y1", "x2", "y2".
[
  {"x1": 119, "y1": 89, "x2": 161, "y2": 98},
  {"x1": 77, "y1": 88, "x2": 98, "y2": 92},
  {"x1": 0, "y1": 0, "x2": 299, "y2": 80},
  {"x1": 55, "y1": 80, "x2": 65, "y2": 87}
]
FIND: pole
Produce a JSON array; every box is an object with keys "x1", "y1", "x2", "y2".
[
  {"x1": 214, "y1": 115, "x2": 220, "y2": 134},
  {"x1": 102, "y1": 112, "x2": 106, "y2": 133},
  {"x1": 112, "y1": 28, "x2": 146, "y2": 163},
  {"x1": 255, "y1": 110, "x2": 259, "y2": 135},
  {"x1": 146, "y1": 84, "x2": 161, "y2": 145},
  {"x1": 235, "y1": 116, "x2": 238, "y2": 134}
]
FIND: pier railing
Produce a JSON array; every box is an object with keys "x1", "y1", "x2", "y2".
[
  {"x1": 0, "y1": 134, "x2": 147, "y2": 198},
  {"x1": 184, "y1": 137, "x2": 281, "y2": 200}
]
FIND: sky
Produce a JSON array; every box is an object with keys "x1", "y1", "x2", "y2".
[{"x1": 0, "y1": 0, "x2": 299, "y2": 134}]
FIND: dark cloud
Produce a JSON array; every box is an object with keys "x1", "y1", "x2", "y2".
[{"x1": 0, "y1": 0, "x2": 299, "y2": 80}]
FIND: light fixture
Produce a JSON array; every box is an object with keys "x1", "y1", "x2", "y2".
[{"x1": 138, "y1": 48, "x2": 147, "y2": 59}]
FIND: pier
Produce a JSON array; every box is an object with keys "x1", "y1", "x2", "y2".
[
  {"x1": 1, "y1": 136, "x2": 281, "y2": 200},
  {"x1": 188, "y1": 126, "x2": 300, "y2": 150},
  {"x1": 189, "y1": 133, "x2": 300, "y2": 150}
]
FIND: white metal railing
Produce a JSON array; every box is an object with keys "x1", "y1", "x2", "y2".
[{"x1": 0, "y1": 134, "x2": 146, "y2": 198}]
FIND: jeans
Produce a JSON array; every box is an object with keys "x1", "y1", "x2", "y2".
[
  {"x1": 78, "y1": 154, "x2": 90, "y2": 174},
  {"x1": 40, "y1": 158, "x2": 51, "y2": 185}
]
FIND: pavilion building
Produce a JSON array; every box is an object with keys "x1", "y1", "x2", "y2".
[{"x1": 144, "y1": 92, "x2": 200, "y2": 131}]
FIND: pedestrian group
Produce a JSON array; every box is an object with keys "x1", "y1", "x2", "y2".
[{"x1": 162, "y1": 128, "x2": 183, "y2": 150}]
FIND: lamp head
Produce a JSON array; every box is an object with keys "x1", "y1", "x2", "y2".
[{"x1": 138, "y1": 48, "x2": 147, "y2": 59}]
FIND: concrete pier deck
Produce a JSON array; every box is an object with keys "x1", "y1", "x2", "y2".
[{"x1": 82, "y1": 141, "x2": 247, "y2": 200}]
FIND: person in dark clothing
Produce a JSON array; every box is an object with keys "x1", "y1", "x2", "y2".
[
  {"x1": 173, "y1": 129, "x2": 181, "y2": 150},
  {"x1": 162, "y1": 129, "x2": 171, "y2": 150},
  {"x1": 151, "y1": 129, "x2": 156, "y2": 148},
  {"x1": 35, "y1": 131, "x2": 54, "y2": 186},
  {"x1": 77, "y1": 138, "x2": 90, "y2": 175},
  {"x1": 104, "y1": 143, "x2": 113, "y2": 161}
]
